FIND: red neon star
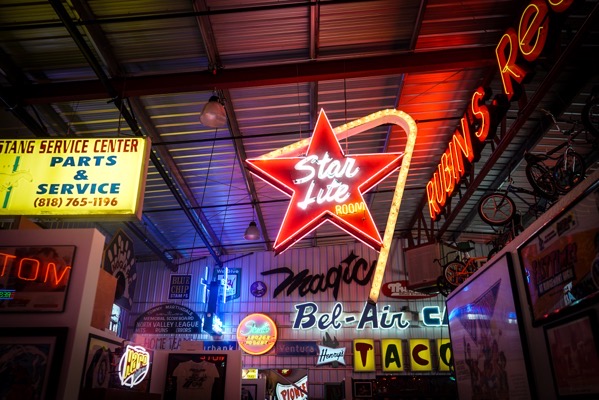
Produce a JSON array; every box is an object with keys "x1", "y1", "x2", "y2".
[{"x1": 246, "y1": 109, "x2": 403, "y2": 254}]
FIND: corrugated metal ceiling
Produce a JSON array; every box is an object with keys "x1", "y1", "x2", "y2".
[{"x1": 0, "y1": 0, "x2": 597, "y2": 268}]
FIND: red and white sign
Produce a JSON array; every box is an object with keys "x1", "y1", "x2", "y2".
[
  {"x1": 275, "y1": 376, "x2": 308, "y2": 400},
  {"x1": 381, "y1": 280, "x2": 436, "y2": 299},
  {"x1": 246, "y1": 109, "x2": 403, "y2": 254}
]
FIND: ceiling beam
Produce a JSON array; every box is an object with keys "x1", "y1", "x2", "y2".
[
  {"x1": 13, "y1": 46, "x2": 497, "y2": 104},
  {"x1": 49, "y1": 0, "x2": 223, "y2": 266}
]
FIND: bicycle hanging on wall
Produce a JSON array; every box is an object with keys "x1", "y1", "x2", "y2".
[
  {"x1": 477, "y1": 177, "x2": 554, "y2": 259},
  {"x1": 524, "y1": 109, "x2": 587, "y2": 199},
  {"x1": 581, "y1": 84, "x2": 599, "y2": 138},
  {"x1": 477, "y1": 177, "x2": 553, "y2": 227},
  {"x1": 434, "y1": 241, "x2": 487, "y2": 297}
]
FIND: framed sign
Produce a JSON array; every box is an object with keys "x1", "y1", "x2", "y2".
[
  {"x1": 241, "y1": 383, "x2": 257, "y2": 400},
  {"x1": 544, "y1": 311, "x2": 599, "y2": 398},
  {"x1": 0, "y1": 327, "x2": 67, "y2": 400},
  {"x1": 80, "y1": 333, "x2": 152, "y2": 392},
  {"x1": 169, "y1": 274, "x2": 191, "y2": 300},
  {"x1": 134, "y1": 303, "x2": 202, "y2": 335},
  {"x1": 0, "y1": 245, "x2": 75, "y2": 313},
  {"x1": 81, "y1": 334, "x2": 121, "y2": 391},
  {"x1": 164, "y1": 353, "x2": 227, "y2": 400},
  {"x1": 518, "y1": 179, "x2": 599, "y2": 324},
  {"x1": 353, "y1": 380, "x2": 373, "y2": 398},
  {"x1": 447, "y1": 253, "x2": 534, "y2": 399},
  {"x1": 324, "y1": 382, "x2": 344, "y2": 400}
]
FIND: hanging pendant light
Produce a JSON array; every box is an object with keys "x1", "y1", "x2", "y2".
[
  {"x1": 200, "y1": 95, "x2": 227, "y2": 127},
  {"x1": 244, "y1": 203, "x2": 261, "y2": 240},
  {"x1": 244, "y1": 221, "x2": 260, "y2": 241}
]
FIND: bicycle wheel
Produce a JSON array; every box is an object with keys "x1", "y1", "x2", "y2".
[
  {"x1": 526, "y1": 162, "x2": 557, "y2": 199},
  {"x1": 554, "y1": 151, "x2": 586, "y2": 193},
  {"x1": 436, "y1": 275, "x2": 453, "y2": 297},
  {"x1": 443, "y1": 261, "x2": 467, "y2": 287},
  {"x1": 582, "y1": 92, "x2": 599, "y2": 137},
  {"x1": 477, "y1": 192, "x2": 515, "y2": 226}
]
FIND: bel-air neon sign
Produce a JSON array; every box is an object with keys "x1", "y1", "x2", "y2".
[{"x1": 292, "y1": 302, "x2": 447, "y2": 331}]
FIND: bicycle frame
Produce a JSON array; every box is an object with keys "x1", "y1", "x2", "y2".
[
  {"x1": 504, "y1": 184, "x2": 538, "y2": 207},
  {"x1": 443, "y1": 255, "x2": 487, "y2": 287},
  {"x1": 525, "y1": 111, "x2": 587, "y2": 197}
]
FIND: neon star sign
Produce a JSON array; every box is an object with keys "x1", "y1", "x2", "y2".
[{"x1": 246, "y1": 109, "x2": 403, "y2": 254}]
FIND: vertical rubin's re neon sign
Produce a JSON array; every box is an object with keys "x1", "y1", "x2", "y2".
[
  {"x1": 496, "y1": 0, "x2": 574, "y2": 101},
  {"x1": 427, "y1": 0, "x2": 574, "y2": 221},
  {"x1": 426, "y1": 87, "x2": 491, "y2": 221}
]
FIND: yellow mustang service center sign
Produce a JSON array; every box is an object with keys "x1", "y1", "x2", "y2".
[{"x1": 0, "y1": 137, "x2": 150, "y2": 218}]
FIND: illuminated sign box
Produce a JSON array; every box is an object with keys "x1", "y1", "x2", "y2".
[
  {"x1": 0, "y1": 137, "x2": 150, "y2": 219},
  {"x1": 353, "y1": 339, "x2": 375, "y2": 372},
  {"x1": 0, "y1": 245, "x2": 75, "y2": 312},
  {"x1": 119, "y1": 345, "x2": 151, "y2": 388}
]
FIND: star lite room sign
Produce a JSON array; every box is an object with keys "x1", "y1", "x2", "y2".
[{"x1": 246, "y1": 109, "x2": 404, "y2": 254}]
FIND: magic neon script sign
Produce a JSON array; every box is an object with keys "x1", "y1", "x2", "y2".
[
  {"x1": 237, "y1": 313, "x2": 278, "y2": 355},
  {"x1": 247, "y1": 109, "x2": 403, "y2": 254},
  {"x1": 118, "y1": 345, "x2": 150, "y2": 388}
]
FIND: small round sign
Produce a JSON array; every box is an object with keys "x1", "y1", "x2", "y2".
[
  {"x1": 250, "y1": 281, "x2": 267, "y2": 297},
  {"x1": 237, "y1": 313, "x2": 278, "y2": 355}
]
